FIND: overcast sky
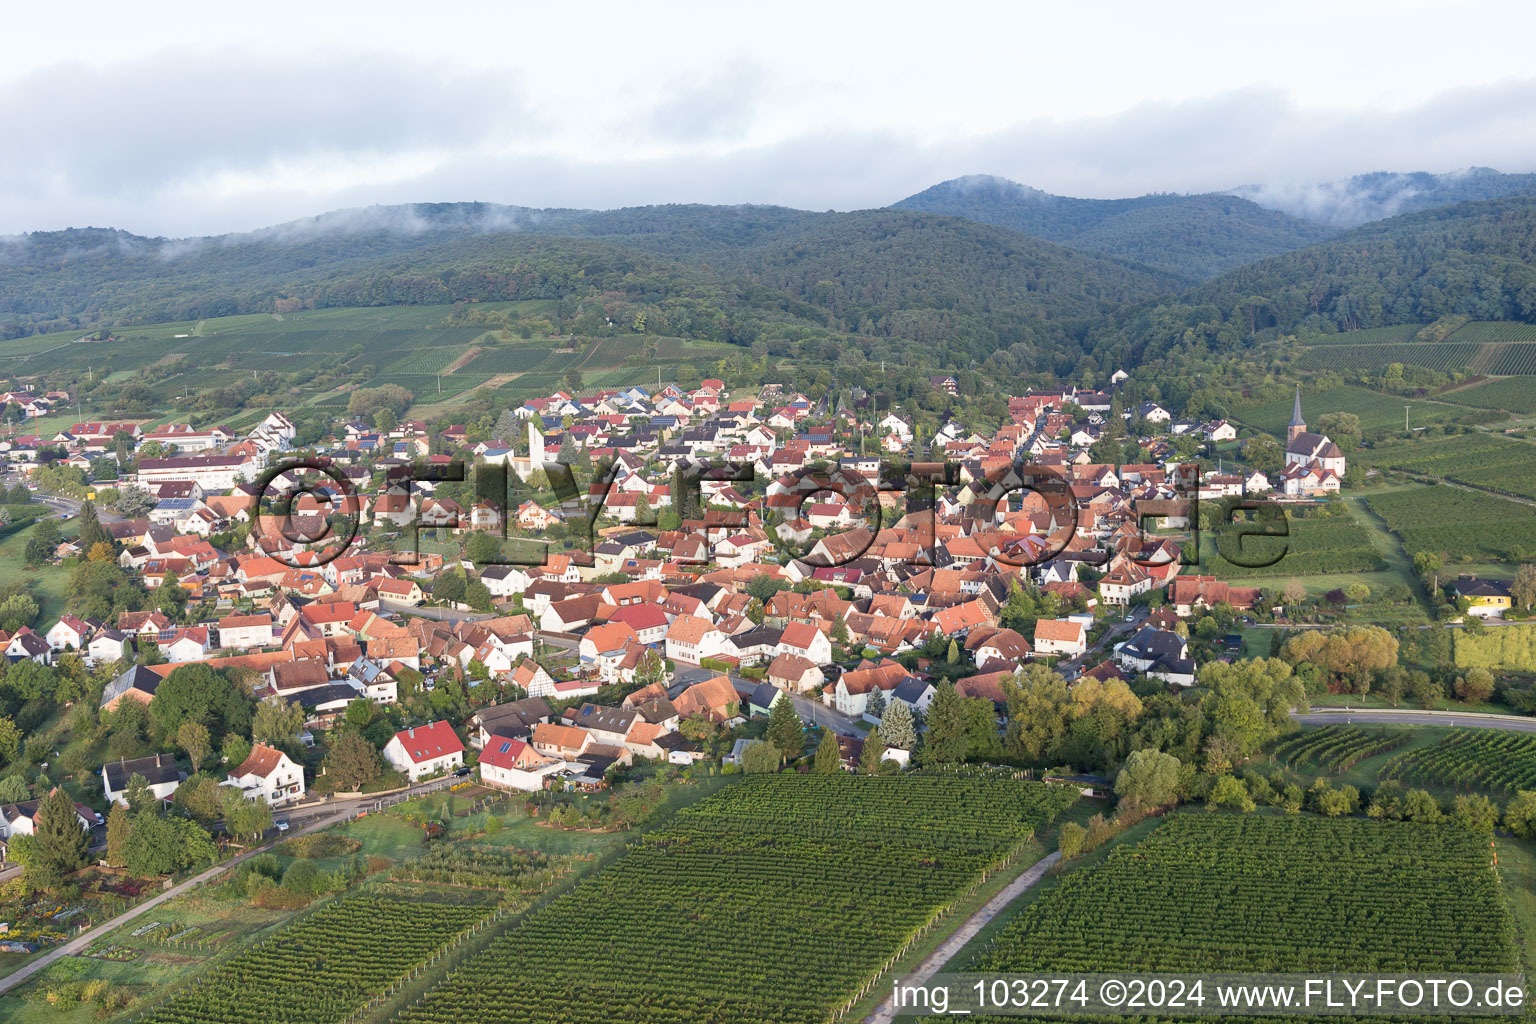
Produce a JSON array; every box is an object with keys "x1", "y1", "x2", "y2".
[{"x1": 5, "y1": 0, "x2": 1536, "y2": 236}]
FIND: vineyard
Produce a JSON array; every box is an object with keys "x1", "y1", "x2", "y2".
[
  {"x1": 1358, "y1": 434, "x2": 1536, "y2": 500},
  {"x1": 1206, "y1": 515, "x2": 1384, "y2": 578},
  {"x1": 1443, "y1": 377, "x2": 1536, "y2": 413},
  {"x1": 394, "y1": 774, "x2": 1079, "y2": 1024},
  {"x1": 1480, "y1": 345, "x2": 1536, "y2": 375},
  {"x1": 1297, "y1": 343, "x2": 1481, "y2": 374},
  {"x1": 1364, "y1": 486, "x2": 1536, "y2": 561},
  {"x1": 136, "y1": 887, "x2": 497, "y2": 1024},
  {"x1": 1380, "y1": 731, "x2": 1536, "y2": 794},
  {"x1": 968, "y1": 814, "x2": 1517, "y2": 996},
  {"x1": 1269, "y1": 726, "x2": 1410, "y2": 772},
  {"x1": 1441, "y1": 322, "x2": 1536, "y2": 343}
]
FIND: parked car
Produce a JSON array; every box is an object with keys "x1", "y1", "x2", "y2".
[
  {"x1": 453, "y1": 766, "x2": 472, "y2": 777},
  {"x1": 274, "y1": 819, "x2": 290, "y2": 832}
]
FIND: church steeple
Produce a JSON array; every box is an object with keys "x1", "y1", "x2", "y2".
[{"x1": 1287, "y1": 385, "x2": 1306, "y2": 443}]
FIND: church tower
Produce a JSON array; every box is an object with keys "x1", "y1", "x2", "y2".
[{"x1": 1287, "y1": 385, "x2": 1306, "y2": 443}]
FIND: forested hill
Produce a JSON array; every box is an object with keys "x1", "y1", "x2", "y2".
[
  {"x1": 1096, "y1": 195, "x2": 1536, "y2": 367},
  {"x1": 891, "y1": 175, "x2": 1336, "y2": 279},
  {"x1": 0, "y1": 205, "x2": 1183, "y2": 371}
]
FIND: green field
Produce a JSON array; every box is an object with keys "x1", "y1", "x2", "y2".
[
  {"x1": 393, "y1": 773, "x2": 1078, "y2": 1024},
  {"x1": 1235, "y1": 385, "x2": 1478, "y2": 435},
  {"x1": 964, "y1": 813, "x2": 1518, "y2": 1011},
  {"x1": 1358, "y1": 433, "x2": 1536, "y2": 500},
  {"x1": 1364, "y1": 485, "x2": 1536, "y2": 561}
]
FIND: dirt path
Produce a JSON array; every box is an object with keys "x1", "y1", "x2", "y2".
[{"x1": 864, "y1": 851, "x2": 1061, "y2": 1024}]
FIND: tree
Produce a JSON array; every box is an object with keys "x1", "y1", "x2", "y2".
[
  {"x1": 1114, "y1": 750, "x2": 1181, "y2": 810},
  {"x1": 177, "y1": 720, "x2": 211, "y2": 773},
  {"x1": 1504, "y1": 790, "x2": 1536, "y2": 839},
  {"x1": 464, "y1": 578, "x2": 494, "y2": 612},
  {"x1": 1454, "y1": 667, "x2": 1495, "y2": 703},
  {"x1": 123, "y1": 773, "x2": 154, "y2": 814},
  {"x1": 464, "y1": 531, "x2": 502, "y2": 565},
  {"x1": 0, "y1": 717, "x2": 20, "y2": 767},
  {"x1": 433, "y1": 570, "x2": 468, "y2": 606},
  {"x1": 0, "y1": 775, "x2": 27, "y2": 803},
  {"x1": 124, "y1": 813, "x2": 216, "y2": 876},
  {"x1": 813, "y1": 729, "x2": 841, "y2": 774},
  {"x1": 0, "y1": 593, "x2": 38, "y2": 632},
  {"x1": 878, "y1": 699, "x2": 916, "y2": 750},
  {"x1": 148, "y1": 664, "x2": 253, "y2": 740},
  {"x1": 745, "y1": 573, "x2": 789, "y2": 604},
  {"x1": 76, "y1": 501, "x2": 109, "y2": 552},
  {"x1": 105, "y1": 804, "x2": 131, "y2": 867},
  {"x1": 222, "y1": 733, "x2": 251, "y2": 772},
  {"x1": 865, "y1": 686, "x2": 886, "y2": 719},
  {"x1": 1449, "y1": 793, "x2": 1500, "y2": 833},
  {"x1": 766, "y1": 696, "x2": 803, "y2": 765},
  {"x1": 921, "y1": 683, "x2": 967, "y2": 764},
  {"x1": 1512, "y1": 564, "x2": 1536, "y2": 612},
  {"x1": 1281, "y1": 579, "x2": 1307, "y2": 607},
  {"x1": 1240, "y1": 434, "x2": 1283, "y2": 476},
  {"x1": 1402, "y1": 788, "x2": 1443, "y2": 823},
  {"x1": 1207, "y1": 775, "x2": 1256, "y2": 812},
  {"x1": 322, "y1": 731, "x2": 383, "y2": 792},
  {"x1": 32, "y1": 787, "x2": 89, "y2": 886},
  {"x1": 221, "y1": 788, "x2": 273, "y2": 842},
  {"x1": 115, "y1": 485, "x2": 157, "y2": 518},
  {"x1": 740, "y1": 740, "x2": 780, "y2": 774},
  {"x1": 1058, "y1": 821, "x2": 1088, "y2": 859},
  {"x1": 252, "y1": 700, "x2": 304, "y2": 747},
  {"x1": 859, "y1": 731, "x2": 886, "y2": 774}
]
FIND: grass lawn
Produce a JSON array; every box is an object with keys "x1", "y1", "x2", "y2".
[
  {"x1": 1495, "y1": 837, "x2": 1536, "y2": 980},
  {"x1": 0, "y1": 520, "x2": 75, "y2": 624}
]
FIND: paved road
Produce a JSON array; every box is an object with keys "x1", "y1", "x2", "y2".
[
  {"x1": 0, "y1": 774, "x2": 462, "y2": 997},
  {"x1": 865, "y1": 851, "x2": 1062, "y2": 1024},
  {"x1": 0, "y1": 803, "x2": 356, "y2": 996},
  {"x1": 1294, "y1": 708, "x2": 1536, "y2": 732},
  {"x1": 788, "y1": 691, "x2": 863, "y2": 736}
]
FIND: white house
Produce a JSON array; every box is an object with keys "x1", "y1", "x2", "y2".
[
  {"x1": 383, "y1": 721, "x2": 465, "y2": 781},
  {"x1": 478, "y1": 736, "x2": 565, "y2": 792},
  {"x1": 222, "y1": 743, "x2": 306, "y2": 807},
  {"x1": 0, "y1": 795, "x2": 97, "y2": 839},
  {"x1": 1033, "y1": 619, "x2": 1087, "y2": 658},
  {"x1": 665, "y1": 615, "x2": 729, "y2": 665},
  {"x1": 776, "y1": 621, "x2": 833, "y2": 665},
  {"x1": 44, "y1": 615, "x2": 91, "y2": 652},
  {"x1": 102, "y1": 753, "x2": 182, "y2": 807}
]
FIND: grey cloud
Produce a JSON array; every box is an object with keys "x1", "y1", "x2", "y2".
[
  {"x1": 0, "y1": 51, "x2": 534, "y2": 209},
  {"x1": 5, "y1": 66, "x2": 1536, "y2": 236}
]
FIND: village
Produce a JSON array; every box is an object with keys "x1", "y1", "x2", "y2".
[{"x1": 0, "y1": 371, "x2": 1382, "y2": 854}]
